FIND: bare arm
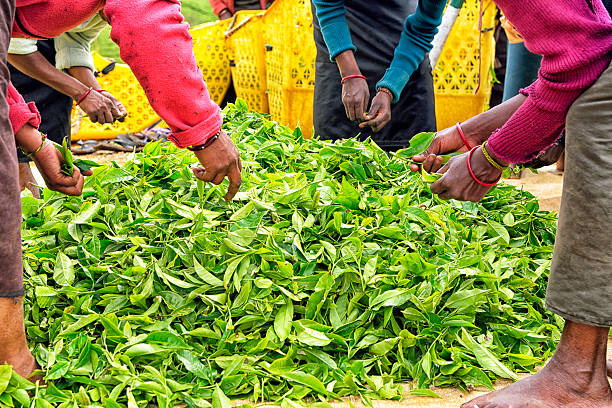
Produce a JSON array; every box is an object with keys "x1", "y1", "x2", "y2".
[
  {"x1": 8, "y1": 51, "x2": 87, "y2": 100},
  {"x1": 9, "y1": 52, "x2": 124, "y2": 124}
]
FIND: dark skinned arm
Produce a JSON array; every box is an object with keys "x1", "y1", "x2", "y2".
[
  {"x1": 8, "y1": 52, "x2": 124, "y2": 124},
  {"x1": 410, "y1": 94, "x2": 527, "y2": 173},
  {"x1": 335, "y1": 50, "x2": 369, "y2": 123}
]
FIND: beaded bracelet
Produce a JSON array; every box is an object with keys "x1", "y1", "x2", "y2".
[
  {"x1": 377, "y1": 87, "x2": 394, "y2": 100},
  {"x1": 482, "y1": 141, "x2": 508, "y2": 171},
  {"x1": 23, "y1": 133, "x2": 47, "y2": 157},
  {"x1": 467, "y1": 146, "x2": 501, "y2": 187},
  {"x1": 187, "y1": 131, "x2": 221, "y2": 152},
  {"x1": 455, "y1": 122, "x2": 474, "y2": 150},
  {"x1": 76, "y1": 87, "x2": 93, "y2": 105},
  {"x1": 341, "y1": 74, "x2": 366, "y2": 84}
]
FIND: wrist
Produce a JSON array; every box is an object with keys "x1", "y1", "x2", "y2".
[
  {"x1": 335, "y1": 50, "x2": 361, "y2": 77},
  {"x1": 377, "y1": 87, "x2": 393, "y2": 102},
  {"x1": 76, "y1": 87, "x2": 93, "y2": 105},
  {"x1": 188, "y1": 130, "x2": 221, "y2": 152},
  {"x1": 471, "y1": 147, "x2": 503, "y2": 184},
  {"x1": 69, "y1": 82, "x2": 90, "y2": 101},
  {"x1": 15, "y1": 125, "x2": 43, "y2": 153},
  {"x1": 483, "y1": 141, "x2": 510, "y2": 168}
]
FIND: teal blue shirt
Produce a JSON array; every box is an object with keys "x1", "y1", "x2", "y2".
[{"x1": 312, "y1": 0, "x2": 446, "y2": 103}]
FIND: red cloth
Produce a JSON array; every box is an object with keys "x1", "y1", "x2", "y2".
[
  {"x1": 208, "y1": 0, "x2": 271, "y2": 16},
  {"x1": 11, "y1": 0, "x2": 221, "y2": 148},
  {"x1": 7, "y1": 81, "x2": 41, "y2": 134},
  {"x1": 487, "y1": 0, "x2": 612, "y2": 163}
]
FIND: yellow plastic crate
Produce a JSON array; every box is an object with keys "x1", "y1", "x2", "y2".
[
  {"x1": 262, "y1": 0, "x2": 316, "y2": 136},
  {"x1": 226, "y1": 11, "x2": 269, "y2": 113},
  {"x1": 72, "y1": 21, "x2": 232, "y2": 140},
  {"x1": 433, "y1": 0, "x2": 497, "y2": 130},
  {"x1": 192, "y1": 20, "x2": 233, "y2": 105}
]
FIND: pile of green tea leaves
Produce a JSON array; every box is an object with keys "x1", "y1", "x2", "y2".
[{"x1": 5, "y1": 101, "x2": 561, "y2": 407}]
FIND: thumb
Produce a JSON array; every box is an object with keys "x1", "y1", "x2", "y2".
[
  {"x1": 413, "y1": 138, "x2": 441, "y2": 162},
  {"x1": 437, "y1": 162, "x2": 450, "y2": 175}
]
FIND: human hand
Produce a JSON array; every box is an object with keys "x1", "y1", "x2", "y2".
[
  {"x1": 191, "y1": 130, "x2": 242, "y2": 201},
  {"x1": 31, "y1": 140, "x2": 89, "y2": 196},
  {"x1": 99, "y1": 90, "x2": 127, "y2": 122},
  {"x1": 360, "y1": 88, "x2": 392, "y2": 132},
  {"x1": 410, "y1": 125, "x2": 482, "y2": 173},
  {"x1": 79, "y1": 89, "x2": 123, "y2": 124},
  {"x1": 219, "y1": 9, "x2": 233, "y2": 20},
  {"x1": 430, "y1": 147, "x2": 501, "y2": 202},
  {"x1": 342, "y1": 76, "x2": 369, "y2": 123},
  {"x1": 523, "y1": 142, "x2": 565, "y2": 169}
]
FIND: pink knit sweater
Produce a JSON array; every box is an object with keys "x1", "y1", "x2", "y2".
[
  {"x1": 10, "y1": 0, "x2": 221, "y2": 148},
  {"x1": 487, "y1": 0, "x2": 612, "y2": 163}
]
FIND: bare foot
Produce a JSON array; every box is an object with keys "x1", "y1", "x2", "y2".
[
  {"x1": 463, "y1": 321, "x2": 611, "y2": 408},
  {"x1": 0, "y1": 298, "x2": 43, "y2": 383},
  {"x1": 18, "y1": 162, "x2": 40, "y2": 198},
  {"x1": 462, "y1": 361, "x2": 611, "y2": 408}
]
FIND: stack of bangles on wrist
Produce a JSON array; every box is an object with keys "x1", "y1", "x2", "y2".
[
  {"x1": 482, "y1": 141, "x2": 508, "y2": 171},
  {"x1": 187, "y1": 131, "x2": 221, "y2": 152},
  {"x1": 341, "y1": 74, "x2": 366, "y2": 84},
  {"x1": 22, "y1": 133, "x2": 47, "y2": 157},
  {"x1": 467, "y1": 146, "x2": 503, "y2": 187},
  {"x1": 377, "y1": 87, "x2": 393, "y2": 99}
]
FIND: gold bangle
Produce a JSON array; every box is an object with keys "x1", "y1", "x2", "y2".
[
  {"x1": 23, "y1": 133, "x2": 47, "y2": 157},
  {"x1": 482, "y1": 141, "x2": 507, "y2": 171}
]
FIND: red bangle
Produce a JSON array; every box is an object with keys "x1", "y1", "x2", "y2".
[
  {"x1": 467, "y1": 146, "x2": 502, "y2": 187},
  {"x1": 76, "y1": 87, "x2": 93, "y2": 105},
  {"x1": 187, "y1": 131, "x2": 221, "y2": 152},
  {"x1": 456, "y1": 122, "x2": 474, "y2": 150},
  {"x1": 96, "y1": 89, "x2": 107, "y2": 93},
  {"x1": 341, "y1": 74, "x2": 366, "y2": 84}
]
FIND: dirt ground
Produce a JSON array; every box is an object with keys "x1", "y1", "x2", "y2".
[{"x1": 31, "y1": 153, "x2": 609, "y2": 407}]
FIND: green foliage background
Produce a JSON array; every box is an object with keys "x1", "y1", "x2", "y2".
[{"x1": 94, "y1": 0, "x2": 217, "y2": 62}]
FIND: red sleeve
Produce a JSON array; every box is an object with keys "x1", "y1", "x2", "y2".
[
  {"x1": 7, "y1": 82, "x2": 41, "y2": 134},
  {"x1": 209, "y1": 0, "x2": 231, "y2": 16},
  {"x1": 104, "y1": 0, "x2": 222, "y2": 148},
  {"x1": 486, "y1": 0, "x2": 612, "y2": 163}
]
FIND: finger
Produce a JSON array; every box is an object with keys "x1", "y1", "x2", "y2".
[
  {"x1": 423, "y1": 155, "x2": 444, "y2": 173},
  {"x1": 102, "y1": 109, "x2": 114, "y2": 124},
  {"x1": 436, "y1": 162, "x2": 451, "y2": 175},
  {"x1": 59, "y1": 173, "x2": 85, "y2": 196},
  {"x1": 409, "y1": 162, "x2": 421, "y2": 172},
  {"x1": 355, "y1": 96, "x2": 367, "y2": 123},
  {"x1": 80, "y1": 168, "x2": 93, "y2": 177},
  {"x1": 117, "y1": 102, "x2": 127, "y2": 117},
  {"x1": 430, "y1": 178, "x2": 445, "y2": 195},
  {"x1": 225, "y1": 164, "x2": 242, "y2": 201},
  {"x1": 359, "y1": 110, "x2": 382, "y2": 129},
  {"x1": 347, "y1": 101, "x2": 357, "y2": 122},
  {"x1": 238, "y1": 158, "x2": 243, "y2": 172},
  {"x1": 109, "y1": 102, "x2": 121, "y2": 120},
  {"x1": 192, "y1": 166, "x2": 217, "y2": 183},
  {"x1": 417, "y1": 138, "x2": 441, "y2": 160},
  {"x1": 437, "y1": 190, "x2": 453, "y2": 201},
  {"x1": 211, "y1": 172, "x2": 225, "y2": 186},
  {"x1": 343, "y1": 99, "x2": 352, "y2": 121}
]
